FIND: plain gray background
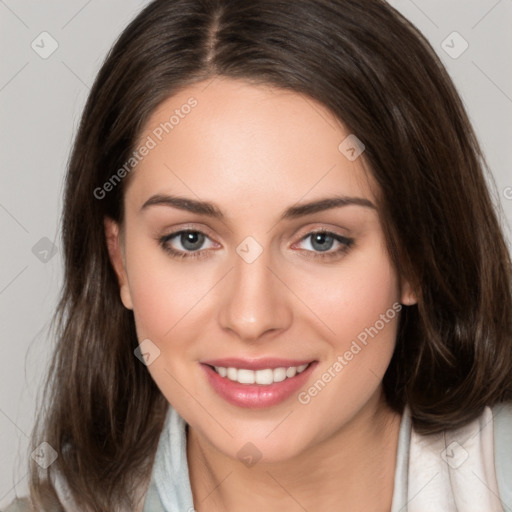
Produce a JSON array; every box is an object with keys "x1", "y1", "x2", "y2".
[{"x1": 1, "y1": 0, "x2": 511, "y2": 506}]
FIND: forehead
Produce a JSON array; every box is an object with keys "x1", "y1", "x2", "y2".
[{"x1": 125, "y1": 77, "x2": 375, "y2": 215}]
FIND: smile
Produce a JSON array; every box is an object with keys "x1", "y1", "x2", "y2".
[
  {"x1": 200, "y1": 359, "x2": 317, "y2": 408},
  {"x1": 211, "y1": 363, "x2": 310, "y2": 385}
]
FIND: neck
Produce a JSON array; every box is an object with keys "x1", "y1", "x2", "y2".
[{"x1": 187, "y1": 389, "x2": 402, "y2": 512}]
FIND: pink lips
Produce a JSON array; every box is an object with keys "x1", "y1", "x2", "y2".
[{"x1": 200, "y1": 358, "x2": 317, "y2": 408}]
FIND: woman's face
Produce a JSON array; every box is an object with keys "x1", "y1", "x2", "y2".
[{"x1": 106, "y1": 77, "x2": 414, "y2": 463}]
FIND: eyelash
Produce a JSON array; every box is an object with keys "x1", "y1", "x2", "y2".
[{"x1": 158, "y1": 229, "x2": 354, "y2": 261}]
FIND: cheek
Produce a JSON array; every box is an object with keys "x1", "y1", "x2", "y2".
[
  {"x1": 293, "y1": 240, "x2": 401, "y2": 347},
  {"x1": 125, "y1": 240, "x2": 204, "y2": 340},
  {"x1": 129, "y1": 275, "x2": 175, "y2": 341},
  {"x1": 338, "y1": 260, "x2": 399, "y2": 348}
]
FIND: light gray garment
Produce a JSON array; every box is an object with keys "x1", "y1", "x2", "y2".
[
  {"x1": 143, "y1": 402, "x2": 512, "y2": 512},
  {"x1": 3, "y1": 402, "x2": 511, "y2": 511}
]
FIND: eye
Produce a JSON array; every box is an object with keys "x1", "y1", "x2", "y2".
[
  {"x1": 293, "y1": 230, "x2": 354, "y2": 261},
  {"x1": 159, "y1": 229, "x2": 216, "y2": 260},
  {"x1": 158, "y1": 228, "x2": 354, "y2": 262}
]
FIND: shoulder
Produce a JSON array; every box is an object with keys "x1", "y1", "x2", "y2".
[
  {"x1": 404, "y1": 401, "x2": 512, "y2": 509},
  {"x1": 492, "y1": 401, "x2": 512, "y2": 504},
  {"x1": 0, "y1": 497, "x2": 33, "y2": 512},
  {"x1": 1, "y1": 493, "x2": 63, "y2": 512}
]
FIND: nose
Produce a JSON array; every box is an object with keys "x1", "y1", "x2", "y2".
[{"x1": 217, "y1": 243, "x2": 293, "y2": 342}]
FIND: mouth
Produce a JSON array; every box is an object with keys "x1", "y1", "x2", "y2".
[{"x1": 200, "y1": 358, "x2": 317, "y2": 408}]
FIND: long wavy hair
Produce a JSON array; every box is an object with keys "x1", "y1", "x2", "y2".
[{"x1": 27, "y1": 0, "x2": 512, "y2": 510}]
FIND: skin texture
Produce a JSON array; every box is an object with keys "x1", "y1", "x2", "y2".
[{"x1": 105, "y1": 76, "x2": 417, "y2": 511}]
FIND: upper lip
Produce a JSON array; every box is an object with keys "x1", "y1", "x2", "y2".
[{"x1": 201, "y1": 358, "x2": 315, "y2": 370}]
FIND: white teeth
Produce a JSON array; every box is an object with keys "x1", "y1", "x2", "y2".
[
  {"x1": 215, "y1": 366, "x2": 227, "y2": 377},
  {"x1": 285, "y1": 367, "x2": 297, "y2": 378},
  {"x1": 213, "y1": 363, "x2": 310, "y2": 385},
  {"x1": 237, "y1": 369, "x2": 255, "y2": 384},
  {"x1": 273, "y1": 367, "x2": 287, "y2": 382},
  {"x1": 255, "y1": 369, "x2": 274, "y2": 385}
]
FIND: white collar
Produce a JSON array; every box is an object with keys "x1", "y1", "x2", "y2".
[{"x1": 149, "y1": 404, "x2": 502, "y2": 512}]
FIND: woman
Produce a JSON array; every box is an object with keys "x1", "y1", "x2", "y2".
[{"x1": 4, "y1": 0, "x2": 512, "y2": 510}]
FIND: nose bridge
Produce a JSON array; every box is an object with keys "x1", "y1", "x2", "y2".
[{"x1": 217, "y1": 237, "x2": 292, "y2": 340}]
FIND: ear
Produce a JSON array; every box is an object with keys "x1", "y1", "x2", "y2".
[
  {"x1": 104, "y1": 217, "x2": 133, "y2": 310},
  {"x1": 399, "y1": 277, "x2": 417, "y2": 306}
]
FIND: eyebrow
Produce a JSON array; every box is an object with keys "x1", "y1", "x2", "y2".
[{"x1": 140, "y1": 193, "x2": 375, "y2": 220}]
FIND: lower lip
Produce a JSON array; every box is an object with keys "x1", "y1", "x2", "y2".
[{"x1": 201, "y1": 362, "x2": 317, "y2": 408}]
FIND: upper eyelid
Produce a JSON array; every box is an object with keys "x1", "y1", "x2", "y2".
[
  {"x1": 292, "y1": 230, "x2": 353, "y2": 251},
  {"x1": 161, "y1": 220, "x2": 351, "y2": 237},
  {"x1": 160, "y1": 223, "x2": 216, "y2": 241}
]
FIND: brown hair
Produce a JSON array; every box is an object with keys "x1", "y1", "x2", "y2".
[{"x1": 27, "y1": 0, "x2": 512, "y2": 510}]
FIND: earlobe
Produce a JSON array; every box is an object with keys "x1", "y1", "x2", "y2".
[
  {"x1": 104, "y1": 217, "x2": 133, "y2": 310},
  {"x1": 400, "y1": 278, "x2": 418, "y2": 306}
]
